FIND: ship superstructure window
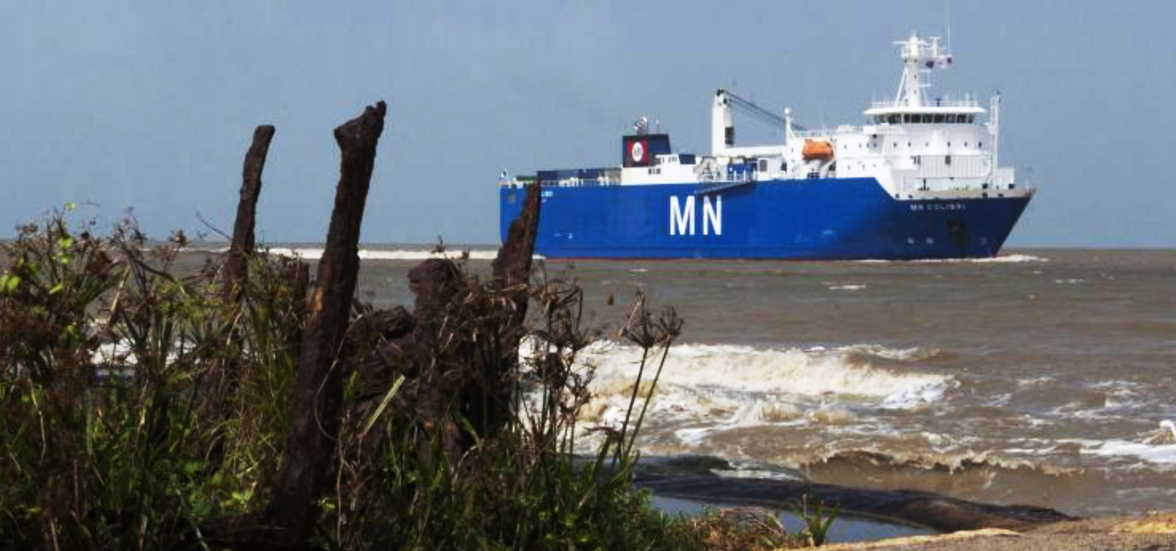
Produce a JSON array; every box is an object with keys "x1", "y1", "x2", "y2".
[
  {"x1": 874, "y1": 111, "x2": 977, "y2": 125},
  {"x1": 945, "y1": 155, "x2": 952, "y2": 165}
]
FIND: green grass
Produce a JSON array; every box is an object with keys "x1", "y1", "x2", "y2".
[{"x1": 0, "y1": 210, "x2": 836, "y2": 550}]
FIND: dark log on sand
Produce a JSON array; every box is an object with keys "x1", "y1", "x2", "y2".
[
  {"x1": 638, "y1": 475, "x2": 1075, "y2": 533},
  {"x1": 263, "y1": 102, "x2": 385, "y2": 546}
]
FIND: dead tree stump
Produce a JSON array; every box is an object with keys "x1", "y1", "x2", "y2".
[
  {"x1": 264, "y1": 101, "x2": 386, "y2": 545},
  {"x1": 474, "y1": 181, "x2": 542, "y2": 439},
  {"x1": 223, "y1": 125, "x2": 276, "y2": 303},
  {"x1": 202, "y1": 125, "x2": 277, "y2": 451}
]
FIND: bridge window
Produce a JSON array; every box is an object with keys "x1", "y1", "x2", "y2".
[
  {"x1": 934, "y1": 114, "x2": 945, "y2": 123},
  {"x1": 945, "y1": 155, "x2": 952, "y2": 166},
  {"x1": 947, "y1": 114, "x2": 956, "y2": 123}
]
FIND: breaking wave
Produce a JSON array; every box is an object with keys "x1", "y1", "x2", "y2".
[
  {"x1": 556, "y1": 342, "x2": 953, "y2": 434},
  {"x1": 856, "y1": 253, "x2": 1047, "y2": 264},
  {"x1": 194, "y1": 245, "x2": 506, "y2": 261}
]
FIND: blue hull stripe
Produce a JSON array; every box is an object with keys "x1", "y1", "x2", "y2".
[{"x1": 499, "y1": 178, "x2": 1030, "y2": 260}]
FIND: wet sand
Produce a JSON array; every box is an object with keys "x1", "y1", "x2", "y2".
[{"x1": 824, "y1": 513, "x2": 1176, "y2": 551}]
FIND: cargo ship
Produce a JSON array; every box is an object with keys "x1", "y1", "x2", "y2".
[{"x1": 498, "y1": 32, "x2": 1033, "y2": 260}]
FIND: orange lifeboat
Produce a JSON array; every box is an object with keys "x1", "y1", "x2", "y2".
[{"x1": 802, "y1": 139, "x2": 834, "y2": 161}]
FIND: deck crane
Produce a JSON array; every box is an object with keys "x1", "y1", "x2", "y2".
[{"x1": 711, "y1": 89, "x2": 804, "y2": 157}]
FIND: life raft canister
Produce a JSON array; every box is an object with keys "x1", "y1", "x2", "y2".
[{"x1": 802, "y1": 139, "x2": 835, "y2": 161}]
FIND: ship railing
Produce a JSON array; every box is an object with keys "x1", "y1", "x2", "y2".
[
  {"x1": 498, "y1": 177, "x2": 619, "y2": 188},
  {"x1": 899, "y1": 168, "x2": 1021, "y2": 194},
  {"x1": 789, "y1": 127, "x2": 854, "y2": 139},
  {"x1": 869, "y1": 98, "x2": 981, "y2": 110}
]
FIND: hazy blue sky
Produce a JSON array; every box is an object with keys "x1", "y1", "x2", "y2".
[{"x1": 1, "y1": 1, "x2": 1173, "y2": 247}]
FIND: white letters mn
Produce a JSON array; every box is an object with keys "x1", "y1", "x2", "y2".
[
  {"x1": 703, "y1": 196, "x2": 721, "y2": 235},
  {"x1": 670, "y1": 195, "x2": 722, "y2": 236}
]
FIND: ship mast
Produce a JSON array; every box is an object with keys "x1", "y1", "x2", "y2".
[{"x1": 894, "y1": 32, "x2": 953, "y2": 108}]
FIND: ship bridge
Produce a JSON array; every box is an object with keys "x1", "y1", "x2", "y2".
[{"x1": 864, "y1": 98, "x2": 985, "y2": 125}]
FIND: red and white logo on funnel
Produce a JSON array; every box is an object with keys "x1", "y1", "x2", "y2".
[{"x1": 630, "y1": 140, "x2": 646, "y2": 164}]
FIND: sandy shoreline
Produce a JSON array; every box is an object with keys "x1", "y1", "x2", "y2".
[
  {"x1": 823, "y1": 513, "x2": 1176, "y2": 550},
  {"x1": 646, "y1": 476, "x2": 1176, "y2": 549}
]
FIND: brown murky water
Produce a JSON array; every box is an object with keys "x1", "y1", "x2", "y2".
[{"x1": 202, "y1": 246, "x2": 1176, "y2": 517}]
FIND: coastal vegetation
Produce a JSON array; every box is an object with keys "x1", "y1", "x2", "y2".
[{"x1": 0, "y1": 102, "x2": 834, "y2": 550}]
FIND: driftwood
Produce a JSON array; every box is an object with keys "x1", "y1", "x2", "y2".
[
  {"x1": 637, "y1": 475, "x2": 1075, "y2": 533},
  {"x1": 481, "y1": 181, "x2": 542, "y2": 437},
  {"x1": 493, "y1": 180, "x2": 541, "y2": 290},
  {"x1": 202, "y1": 125, "x2": 278, "y2": 461},
  {"x1": 210, "y1": 101, "x2": 543, "y2": 549},
  {"x1": 223, "y1": 125, "x2": 276, "y2": 303},
  {"x1": 263, "y1": 102, "x2": 386, "y2": 545}
]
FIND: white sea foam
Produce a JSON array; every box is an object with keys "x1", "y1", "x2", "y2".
[
  {"x1": 1037, "y1": 422, "x2": 1176, "y2": 467},
  {"x1": 853, "y1": 253, "x2": 1047, "y2": 264},
  {"x1": 713, "y1": 461, "x2": 806, "y2": 481},
  {"x1": 195, "y1": 245, "x2": 512, "y2": 261},
  {"x1": 260, "y1": 247, "x2": 506, "y2": 261},
  {"x1": 827, "y1": 284, "x2": 866, "y2": 291},
  {"x1": 835, "y1": 343, "x2": 940, "y2": 362},
  {"x1": 1073, "y1": 438, "x2": 1176, "y2": 467},
  {"x1": 581, "y1": 343, "x2": 950, "y2": 399},
  {"x1": 915, "y1": 253, "x2": 1049, "y2": 264},
  {"x1": 550, "y1": 341, "x2": 952, "y2": 439}
]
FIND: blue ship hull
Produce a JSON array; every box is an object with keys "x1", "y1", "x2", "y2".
[{"x1": 499, "y1": 178, "x2": 1030, "y2": 260}]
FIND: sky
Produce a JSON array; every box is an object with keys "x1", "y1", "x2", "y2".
[{"x1": 1, "y1": 0, "x2": 1173, "y2": 247}]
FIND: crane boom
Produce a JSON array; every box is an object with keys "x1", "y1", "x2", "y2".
[
  {"x1": 711, "y1": 89, "x2": 805, "y2": 155},
  {"x1": 717, "y1": 89, "x2": 786, "y2": 127}
]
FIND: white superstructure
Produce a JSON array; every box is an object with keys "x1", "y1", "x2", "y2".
[{"x1": 615, "y1": 32, "x2": 1031, "y2": 201}]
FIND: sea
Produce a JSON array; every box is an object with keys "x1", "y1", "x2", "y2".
[{"x1": 202, "y1": 245, "x2": 1176, "y2": 519}]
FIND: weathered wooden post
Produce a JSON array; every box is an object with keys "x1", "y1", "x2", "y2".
[
  {"x1": 203, "y1": 125, "x2": 277, "y2": 441},
  {"x1": 223, "y1": 125, "x2": 276, "y2": 303},
  {"x1": 264, "y1": 101, "x2": 386, "y2": 545},
  {"x1": 476, "y1": 181, "x2": 541, "y2": 437}
]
